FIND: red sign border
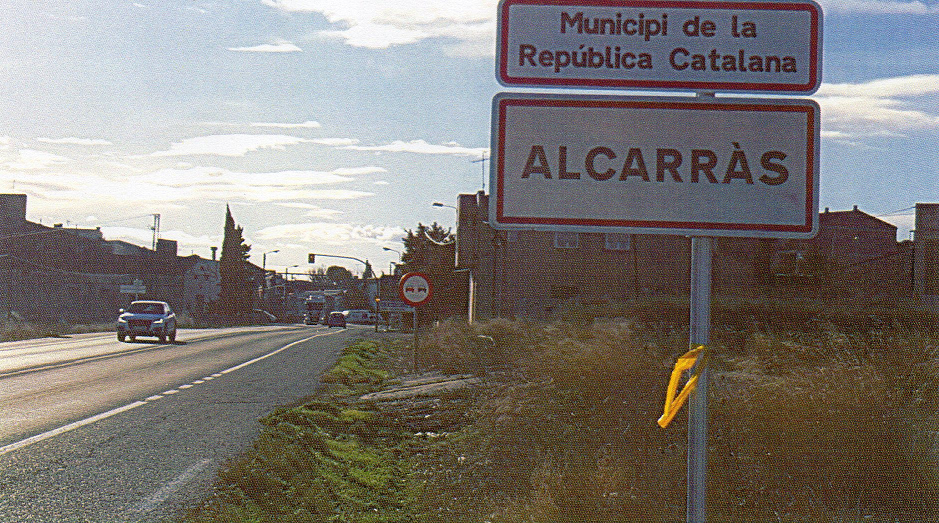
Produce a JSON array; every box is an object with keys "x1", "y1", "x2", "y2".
[
  {"x1": 497, "y1": 0, "x2": 822, "y2": 93},
  {"x1": 492, "y1": 95, "x2": 819, "y2": 237},
  {"x1": 398, "y1": 272, "x2": 434, "y2": 307}
]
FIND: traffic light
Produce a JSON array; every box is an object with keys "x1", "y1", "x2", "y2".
[{"x1": 308, "y1": 253, "x2": 315, "y2": 263}]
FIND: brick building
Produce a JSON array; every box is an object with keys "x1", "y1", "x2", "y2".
[
  {"x1": 0, "y1": 194, "x2": 261, "y2": 323},
  {"x1": 455, "y1": 191, "x2": 920, "y2": 320}
]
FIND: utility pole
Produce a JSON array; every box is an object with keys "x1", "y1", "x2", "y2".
[{"x1": 151, "y1": 214, "x2": 160, "y2": 250}]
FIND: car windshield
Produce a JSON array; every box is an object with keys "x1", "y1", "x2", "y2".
[{"x1": 126, "y1": 303, "x2": 164, "y2": 315}]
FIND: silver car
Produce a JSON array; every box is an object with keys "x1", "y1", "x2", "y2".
[{"x1": 116, "y1": 300, "x2": 177, "y2": 343}]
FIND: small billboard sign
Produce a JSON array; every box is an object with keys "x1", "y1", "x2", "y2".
[
  {"x1": 496, "y1": 0, "x2": 822, "y2": 93},
  {"x1": 490, "y1": 93, "x2": 819, "y2": 238},
  {"x1": 120, "y1": 279, "x2": 147, "y2": 295}
]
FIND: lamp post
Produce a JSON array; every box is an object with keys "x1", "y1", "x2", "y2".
[
  {"x1": 283, "y1": 264, "x2": 298, "y2": 297},
  {"x1": 433, "y1": 200, "x2": 475, "y2": 322},
  {"x1": 262, "y1": 249, "x2": 279, "y2": 271},
  {"x1": 308, "y1": 253, "x2": 380, "y2": 328},
  {"x1": 383, "y1": 247, "x2": 401, "y2": 275},
  {"x1": 284, "y1": 264, "x2": 299, "y2": 280},
  {"x1": 261, "y1": 250, "x2": 279, "y2": 302}
]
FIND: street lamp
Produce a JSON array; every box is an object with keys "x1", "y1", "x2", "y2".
[
  {"x1": 432, "y1": 202, "x2": 456, "y2": 210},
  {"x1": 383, "y1": 247, "x2": 402, "y2": 276},
  {"x1": 282, "y1": 264, "x2": 299, "y2": 298},
  {"x1": 284, "y1": 264, "x2": 299, "y2": 281},
  {"x1": 308, "y1": 253, "x2": 381, "y2": 328},
  {"x1": 260, "y1": 250, "x2": 280, "y2": 302},
  {"x1": 262, "y1": 249, "x2": 280, "y2": 271}
]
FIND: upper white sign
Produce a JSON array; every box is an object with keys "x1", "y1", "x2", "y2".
[
  {"x1": 496, "y1": 0, "x2": 822, "y2": 93},
  {"x1": 490, "y1": 93, "x2": 820, "y2": 238}
]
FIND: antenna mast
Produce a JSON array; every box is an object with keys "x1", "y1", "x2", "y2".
[
  {"x1": 471, "y1": 152, "x2": 489, "y2": 192},
  {"x1": 151, "y1": 214, "x2": 160, "y2": 250}
]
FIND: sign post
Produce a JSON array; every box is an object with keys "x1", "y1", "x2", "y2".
[
  {"x1": 399, "y1": 272, "x2": 433, "y2": 371},
  {"x1": 490, "y1": 2, "x2": 822, "y2": 520},
  {"x1": 687, "y1": 236, "x2": 711, "y2": 521},
  {"x1": 120, "y1": 279, "x2": 147, "y2": 301}
]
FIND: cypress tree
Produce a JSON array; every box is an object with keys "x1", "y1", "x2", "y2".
[{"x1": 218, "y1": 205, "x2": 253, "y2": 316}]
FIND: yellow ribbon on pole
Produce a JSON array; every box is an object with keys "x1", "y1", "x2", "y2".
[{"x1": 657, "y1": 345, "x2": 708, "y2": 428}]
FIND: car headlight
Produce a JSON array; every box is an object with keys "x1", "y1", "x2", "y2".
[
  {"x1": 118, "y1": 317, "x2": 128, "y2": 324},
  {"x1": 152, "y1": 318, "x2": 164, "y2": 325}
]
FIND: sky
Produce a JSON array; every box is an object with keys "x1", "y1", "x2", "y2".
[{"x1": 0, "y1": 0, "x2": 937, "y2": 275}]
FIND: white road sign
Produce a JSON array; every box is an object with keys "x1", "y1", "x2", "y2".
[
  {"x1": 490, "y1": 93, "x2": 820, "y2": 238},
  {"x1": 120, "y1": 279, "x2": 147, "y2": 294},
  {"x1": 398, "y1": 272, "x2": 433, "y2": 307},
  {"x1": 497, "y1": 0, "x2": 822, "y2": 93}
]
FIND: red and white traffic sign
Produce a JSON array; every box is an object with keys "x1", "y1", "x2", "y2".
[
  {"x1": 398, "y1": 272, "x2": 433, "y2": 307},
  {"x1": 490, "y1": 92, "x2": 820, "y2": 238},
  {"x1": 496, "y1": 0, "x2": 822, "y2": 93}
]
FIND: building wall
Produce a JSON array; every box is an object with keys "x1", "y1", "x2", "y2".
[
  {"x1": 0, "y1": 194, "x2": 209, "y2": 322},
  {"x1": 915, "y1": 203, "x2": 939, "y2": 307},
  {"x1": 457, "y1": 191, "x2": 918, "y2": 320},
  {"x1": 184, "y1": 257, "x2": 221, "y2": 317}
]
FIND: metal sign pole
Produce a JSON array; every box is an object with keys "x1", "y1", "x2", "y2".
[
  {"x1": 412, "y1": 307, "x2": 418, "y2": 372},
  {"x1": 688, "y1": 236, "x2": 712, "y2": 522}
]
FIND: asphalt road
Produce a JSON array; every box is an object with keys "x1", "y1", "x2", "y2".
[{"x1": 0, "y1": 324, "x2": 367, "y2": 522}]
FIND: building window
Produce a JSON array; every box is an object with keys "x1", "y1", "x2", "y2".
[
  {"x1": 604, "y1": 233, "x2": 631, "y2": 251},
  {"x1": 553, "y1": 232, "x2": 579, "y2": 249}
]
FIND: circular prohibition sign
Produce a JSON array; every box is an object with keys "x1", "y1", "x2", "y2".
[{"x1": 398, "y1": 272, "x2": 433, "y2": 307}]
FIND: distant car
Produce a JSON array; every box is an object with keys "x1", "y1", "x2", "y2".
[
  {"x1": 326, "y1": 311, "x2": 347, "y2": 328},
  {"x1": 342, "y1": 309, "x2": 378, "y2": 325},
  {"x1": 117, "y1": 300, "x2": 177, "y2": 343}
]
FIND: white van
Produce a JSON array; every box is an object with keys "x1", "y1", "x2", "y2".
[{"x1": 342, "y1": 309, "x2": 378, "y2": 325}]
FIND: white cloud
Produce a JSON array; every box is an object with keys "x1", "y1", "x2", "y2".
[
  {"x1": 228, "y1": 40, "x2": 303, "y2": 53},
  {"x1": 310, "y1": 137, "x2": 359, "y2": 146},
  {"x1": 817, "y1": 74, "x2": 939, "y2": 98},
  {"x1": 150, "y1": 134, "x2": 309, "y2": 157},
  {"x1": 343, "y1": 139, "x2": 487, "y2": 157},
  {"x1": 263, "y1": 0, "x2": 497, "y2": 55},
  {"x1": 0, "y1": 137, "x2": 10, "y2": 151},
  {"x1": 815, "y1": 74, "x2": 939, "y2": 143},
  {"x1": 331, "y1": 166, "x2": 386, "y2": 176},
  {"x1": 255, "y1": 221, "x2": 404, "y2": 244},
  {"x1": 3, "y1": 164, "x2": 374, "y2": 207},
  {"x1": 100, "y1": 226, "x2": 220, "y2": 249},
  {"x1": 4, "y1": 149, "x2": 71, "y2": 170},
  {"x1": 250, "y1": 120, "x2": 321, "y2": 129},
  {"x1": 36, "y1": 136, "x2": 113, "y2": 146},
  {"x1": 135, "y1": 166, "x2": 357, "y2": 187},
  {"x1": 275, "y1": 201, "x2": 345, "y2": 219}
]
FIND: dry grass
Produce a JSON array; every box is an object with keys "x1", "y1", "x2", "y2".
[{"x1": 414, "y1": 304, "x2": 939, "y2": 522}]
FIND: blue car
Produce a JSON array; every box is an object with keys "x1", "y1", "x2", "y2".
[{"x1": 117, "y1": 300, "x2": 177, "y2": 343}]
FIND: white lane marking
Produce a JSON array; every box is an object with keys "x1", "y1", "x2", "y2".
[
  {"x1": 192, "y1": 380, "x2": 204, "y2": 385},
  {"x1": 0, "y1": 401, "x2": 148, "y2": 456},
  {"x1": 145, "y1": 395, "x2": 163, "y2": 401},
  {"x1": 133, "y1": 458, "x2": 213, "y2": 514},
  {"x1": 217, "y1": 332, "x2": 333, "y2": 375},
  {"x1": 0, "y1": 331, "x2": 339, "y2": 457},
  {"x1": 179, "y1": 384, "x2": 193, "y2": 389}
]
